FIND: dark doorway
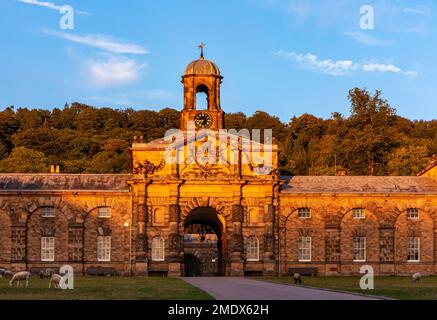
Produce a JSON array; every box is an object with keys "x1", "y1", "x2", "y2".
[{"x1": 183, "y1": 207, "x2": 225, "y2": 277}]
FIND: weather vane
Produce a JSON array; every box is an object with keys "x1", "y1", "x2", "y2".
[{"x1": 198, "y1": 42, "x2": 205, "y2": 59}]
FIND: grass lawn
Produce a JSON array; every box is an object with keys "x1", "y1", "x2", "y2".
[
  {"x1": 259, "y1": 276, "x2": 437, "y2": 300},
  {"x1": 0, "y1": 276, "x2": 212, "y2": 300}
]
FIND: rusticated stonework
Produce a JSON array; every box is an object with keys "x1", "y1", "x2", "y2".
[{"x1": 0, "y1": 55, "x2": 436, "y2": 277}]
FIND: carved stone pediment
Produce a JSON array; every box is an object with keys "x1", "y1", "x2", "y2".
[{"x1": 134, "y1": 159, "x2": 165, "y2": 176}]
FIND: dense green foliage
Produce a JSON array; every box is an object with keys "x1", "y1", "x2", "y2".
[{"x1": 0, "y1": 88, "x2": 435, "y2": 176}]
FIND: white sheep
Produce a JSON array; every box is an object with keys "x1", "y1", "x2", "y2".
[
  {"x1": 9, "y1": 271, "x2": 30, "y2": 288},
  {"x1": 49, "y1": 274, "x2": 63, "y2": 289},
  {"x1": 293, "y1": 273, "x2": 303, "y2": 285},
  {"x1": 412, "y1": 272, "x2": 422, "y2": 283}
]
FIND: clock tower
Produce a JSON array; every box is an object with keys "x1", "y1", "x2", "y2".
[{"x1": 180, "y1": 44, "x2": 225, "y2": 131}]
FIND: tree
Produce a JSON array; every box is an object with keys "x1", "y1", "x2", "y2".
[
  {"x1": 0, "y1": 147, "x2": 48, "y2": 173},
  {"x1": 388, "y1": 145, "x2": 431, "y2": 176},
  {"x1": 336, "y1": 88, "x2": 401, "y2": 176}
]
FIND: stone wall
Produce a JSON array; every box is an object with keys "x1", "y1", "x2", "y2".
[{"x1": 280, "y1": 195, "x2": 437, "y2": 276}]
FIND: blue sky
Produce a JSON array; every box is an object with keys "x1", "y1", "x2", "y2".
[{"x1": 1, "y1": 0, "x2": 436, "y2": 122}]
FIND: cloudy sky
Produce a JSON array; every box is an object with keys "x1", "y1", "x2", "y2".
[{"x1": 1, "y1": 0, "x2": 436, "y2": 121}]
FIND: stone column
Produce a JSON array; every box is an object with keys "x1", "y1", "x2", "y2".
[
  {"x1": 231, "y1": 204, "x2": 244, "y2": 276},
  {"x1": 379, "y1": 226, "x2": 395, "y2": 275},
  {"x1": 263, "y1": 204, "x2": 277, "y2": 276},
  {"x1": 134, "y1": 202, "x2": 148, "y2": 275},
  {"x1": 168, "y1": 204, "x2": 182, "y2": 277}
]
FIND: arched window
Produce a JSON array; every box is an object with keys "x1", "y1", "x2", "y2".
[
  {"x1": 196, "y1": 84, "x2": 209, "y2": 110},
  {"x1": 352, "y1": 208, "x2": 366, "y2": 219},
  {"x1": 407, "y1": 208, "x2": 419, "y2": 220},
  {"x1": 152, "y1": 237, "x2": 165, "y2": 261},
  {"x1": 298, "y1": 208, "x2": 311, "y2": 219},
  {"x1": 41, "y1": 207, "x2": 55, "y2": 218},
  {"x1": 248, "y1": 208, "x2": 259, "y2": 225},
  {"x1": 98, "y1": 207, "x2": 111, "y2": 218},
  {"x1": 247, "y1": 237, "x2": 259, "y2": 261}
]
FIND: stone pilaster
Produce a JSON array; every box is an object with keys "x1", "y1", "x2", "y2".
[
  {"x1": 168, "y1": 204, "x2": 182, "y2": 276},
  {"x1": 231, "y1": 204, "x2": 244, "y2": 276}
]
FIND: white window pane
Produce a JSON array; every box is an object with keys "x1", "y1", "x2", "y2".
[
  {"x1": 353, "y1": 237, "x2": 366, "y2": 262},
  {"x1": 98, "y1": 207, "x2": 111, "y2": 218},
  {"x1": 407, "y1": 209, "x2": 419, "y2": 220},
  {"x1": 352, "y1": 208, "x2": 365, "y2": 219},
  {"x1": 298, "y1": 237, "x2": 311, "y2": 261},
  {"x1": 408, "y1": 237, "x2": 420, "y2": 262},
  {"x1": 42, "y1": 207, "x2": 55, "y2": 218},
  {"x1": 152, "y1": 237, "x2": 165, "y2": 261},
  {"x1": 97, "y1": 236, "x2": 111, "y2": 261},
  {"x1": 298, "y1": 208, "x2": 311, "y2": 219},
  {"x1": 247, "y1": 237, "x2": 259, "y2": 261},
  {"x1": 41, "y1": 237, "x2": 55, "y2": 261}
]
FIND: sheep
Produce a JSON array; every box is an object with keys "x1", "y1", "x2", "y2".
[
  {"x1": 49, "y1": 274, "x2": 63, "y2": 289},
  {"x1": 3, "y1": 271, "x2": 14, "y2": 278},
  {"x1": 412, "y1": 272, "x2": 422, "y2": 283},
  {"x1": 9, "y1": 271, "x2": 30, "y2": 288},
  {"x1": 293, "y1": 273, "x2": 303, "y2": 285},
  {"x1": 39, "y1": 269, "x2": 55, "y2": 279},
  {"x1": 0, "y1": 269, "x2": 5, "y2": 278}
]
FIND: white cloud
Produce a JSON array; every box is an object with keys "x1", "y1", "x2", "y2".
[
  {"x1": 403, "y1": 6, "x2": 432, "y2": 16},
  {"x1": 43, "y1": 29, "x2": 149, "y2": 55},
  {"x1": 276, "y1": 50, "x2": 358, "y2": 76},
  {"x1": 85, "y1": 56, "x2": 147, "y2": 88},
  {"x1": 17, "y1": 0, "x2": 88, "y2": 15},
  {"x1": 277, "y1": 50, "x2": 417, "y2": 77},
  {"x1": 344, "y1": 32, "x2": 394, "y2": 47}
]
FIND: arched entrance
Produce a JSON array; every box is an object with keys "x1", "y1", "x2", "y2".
[{"x1": 183, "y1": 207, "x2": 226, "y2": 277}]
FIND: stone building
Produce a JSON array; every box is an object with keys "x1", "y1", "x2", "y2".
[{"x1": 0, "y1": 52, "x2": 436, "y2": 277}]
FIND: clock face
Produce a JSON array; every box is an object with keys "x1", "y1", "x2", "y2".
[{"x1": 194, "y1": 112, "x2": 213, "y2": 129}]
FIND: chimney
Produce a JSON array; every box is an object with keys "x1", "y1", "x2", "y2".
[{"x1": 337, "y1": 169, "x2": 348, "y2": 176}]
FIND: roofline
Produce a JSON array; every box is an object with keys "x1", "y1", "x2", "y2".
[{"x1": 417, "y1": 160, "x2": 437, "y2": 176}]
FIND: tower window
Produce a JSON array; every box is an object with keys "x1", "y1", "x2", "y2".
[{"x1": 195, "y1": 85, "x2": 209, "y2": 110}]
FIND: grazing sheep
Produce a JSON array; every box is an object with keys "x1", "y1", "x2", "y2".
[
  {"x1": 293, "y1": 273, "x2": 303, "y2": 285},
  {"x1": 412, "y1": 273, "x2": 422, "y2": 283},
  {"x1": 49, "y1": 274, "x2": 63, "y2": 289},
  {"x1": 3, "y1": 271, "x2": 14, "y2": 278},
  {"x1": 40, "y1": 269, "x2": 55, "y2": 279},
  {"x1": 9, "y1": 271, "x2": 30, "y2": 288}
]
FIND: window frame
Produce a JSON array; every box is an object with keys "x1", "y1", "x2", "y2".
[
  {"x1": 151, "y1": 237, "x2": 165, "y2": 262},
  {"x1": 98, "y1": 207, "x2": 111, "y2": 219},
  {"x1": 298, "y1": 237, "x2": 312, "y2": 262},
  {"x1": 353, "y1": 237, "x2": 367, "y2": 262},
  {"x1": 352, "y1": 208, "x2": 366, "y2": 220},
  {"x1": 41, "y1": 237, "x2": 55, "y2": 262},
  {"x1": 298, "y1": 208, "x2": 311, "y2": 219},
  {"x1": 97, "y1": 236, "x2": 111, "y2": 262},
  {"x1": 407, "y1": 208, "x2": 420, "y2": 220},
  {"x1": 408, "y1": 237, "x2": 420, "y2": 262},
  {"x1": 41, "y1": 206, "x2": 55, "y2": 218},
  {"x1": 246, "y1": 237, "x2": 260, "y2": 262}
]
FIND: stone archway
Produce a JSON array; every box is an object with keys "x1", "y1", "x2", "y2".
[{"x1": 183, "y1": 207, "x2": 226, "y2": 277}]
